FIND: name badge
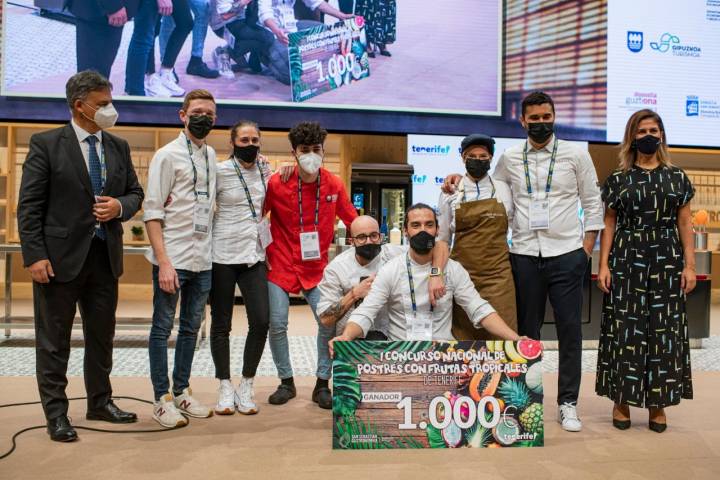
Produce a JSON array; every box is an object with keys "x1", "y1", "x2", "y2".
[
  {"x1": 258, "y1": 217, "x2": 273, "y2": 250},
  {"x1": 193, "y1": 194, "x2": 211, "y2": 235},
  {"x1": 299, "y1": 231, "x2": 321, "y2": 261},
  {"x1": 529, "y1": 199, "x2": 550, "y2": 231},
  {"x1": 407, "y1": 311, "x2": 433, "y2": 341}
]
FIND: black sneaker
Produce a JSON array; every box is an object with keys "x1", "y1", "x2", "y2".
[
  {"x1": 268, "y1": 384, "x2": 296, "y2": 405},
  {"x1": 312, "y1": 386, "x2": 332, "y2": 409},
  {"x1": 186, "y1": 56, "x2": 220, "y2": 79}
]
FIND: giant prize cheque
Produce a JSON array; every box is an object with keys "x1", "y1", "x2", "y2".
[
  {"x1": 332, "y1": 340, "x2": 544, "y2": 449},
  {"x1": 288, "y1": 17, "x2": 371, "y2": 103}
]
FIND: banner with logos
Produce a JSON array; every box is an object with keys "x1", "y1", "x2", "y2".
[
  {"x1": 332, "y1": 340, "x2": 544, "y2": 449},
  {"x1": 288, "y1": 17, "x2": 371, "y2": 103},
  {"x1": 606, "y1": 0, "x2": 720, "y2": 146}
]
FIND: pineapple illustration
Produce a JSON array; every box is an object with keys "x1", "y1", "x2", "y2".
[{"x1": 497, "y1": 379, "x2": 543, "y2": 436}]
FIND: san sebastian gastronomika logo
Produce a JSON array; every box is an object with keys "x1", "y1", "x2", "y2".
[{"x1": 650, "y1": 33, "x2": 701, "y2": 57}]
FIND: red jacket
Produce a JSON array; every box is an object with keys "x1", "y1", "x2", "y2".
[{"x1": 264, "y1": 167, "x2": 357, "y2": 293}]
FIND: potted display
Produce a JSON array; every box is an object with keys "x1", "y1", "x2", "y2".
[{"x1": 131, "y1": 225, "x2": 144, "y2": 242}]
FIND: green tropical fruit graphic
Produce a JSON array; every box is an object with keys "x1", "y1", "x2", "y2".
[
  {"x1": 519, "y1": 403, "x2": 543, "y2": 436},
  {"x1": 497, "y1": 378, "x2": 531, "y2": 410}
]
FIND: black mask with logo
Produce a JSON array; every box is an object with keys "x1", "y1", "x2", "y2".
[
  {"x1": 527, "y1": 122, "x2": 554, "y2": 144},
  {"x1": 633, "y1": 134, "x2": 661, "y2": 155},
  {"x1": 409, "y1": 231, "x2": 435, "y2": 255},
  {"x1": 355, "y1": 243, "x2": 382, "y2": 261},
  {"x1": 234, "y1": 144, "x2": 260, "y2": 163},
  {"x1": 187, "y1": 114, "x2": 214, "y2": 139},
  {"x1": 465, "y1": 159, "x2": 491, "y2": 179}
]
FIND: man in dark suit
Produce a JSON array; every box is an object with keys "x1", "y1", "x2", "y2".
[
  {"x1": 65, "y1": 0, "x2": 140, "y2": 79},
  {"x1": 17, "y1": 70, "x2": 145, "y2": 442}
]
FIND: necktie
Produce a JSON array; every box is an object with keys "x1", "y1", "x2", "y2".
[{"x1": 85, "y1": 135, "x2": 105, "y2": 240}]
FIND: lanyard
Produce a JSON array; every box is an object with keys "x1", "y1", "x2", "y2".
[
  {"x1": 406, "y1": 253, "x2": 433, "y2": 315},
  {"x1": 298, "y1": 173, "x2": 320, "y2": 230},
  {"x1": 231, "y1": 157, "x2": 266, "y2": 220},
  {"x1": 184, "y1": 134, "x2": 210, "y2": 199},
  {"x1": 461, "y1": 176, "x2": 496, "y2": 203},
  {"x1": 522, "y1": 137, "x2": 558, "y2": 199}
]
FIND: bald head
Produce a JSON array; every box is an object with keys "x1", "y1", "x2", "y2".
[{"x1": 350, "y1": 215, "x2": 379, "y2": 237}]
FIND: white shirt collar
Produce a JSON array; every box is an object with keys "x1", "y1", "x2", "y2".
[
  {"x1": 526, "y1": 134, "x2": 556, "y2": 153},
  {"x1": 71, "y1": 118, "x2": 102, "y2": 144}
]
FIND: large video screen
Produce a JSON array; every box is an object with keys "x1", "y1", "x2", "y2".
[
  {"x1": 1, "y1": 0, "x2": 502, "y2": 115},
  {"x1": 606, "y1": 0, "x2": 720, "y2": 147}
]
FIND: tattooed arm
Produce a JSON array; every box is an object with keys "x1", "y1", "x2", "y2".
[{"x1": 319, "y1": 275, "x2": 376, "y2": 327}]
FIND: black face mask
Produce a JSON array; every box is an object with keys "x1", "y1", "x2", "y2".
[
  {"x1": 465, "y1": 159, "x2": 491, "y2": 179},
  {"x1": 187, "y1": 114, "x2": 214, "y2": 139},
  {"x1": 633, "y1": 134, "x2": 661, "y2": 155},
  {"x1": 355, "y1": 243, "x2": 382, "y2": 261},
  {"x1": 409, "y1": 231, "x2": 435, "y2": 255},
  {"x1": 234, "y1": 144, "x2": 260, "y2": 163},
  {"x1": 527, "y1": 122, "x2": 554, "y2": 144}
]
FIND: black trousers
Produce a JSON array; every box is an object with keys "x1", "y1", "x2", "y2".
[
  {"x1": 510, "y1": 247, "x2": 588, "y2": 405},
  {"x1": 34, "y1": 238, "x2": 118, "y2": 420},
  {"x1": 338, "y1": 0, "x2": 355, "y2": 14},
  {"x1": 210, "y1": 262, "x2": 270, "y2": 379},
  {"x1": 76, "y1": 19, "x2": 124, "y2": 78}
]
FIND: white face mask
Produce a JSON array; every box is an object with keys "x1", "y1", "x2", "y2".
[
  {"x1": 83, "y1": 102, "x2": 118, "y2": 130},
  {"x1": 298, "y1": 152, "x2": 322, "y2": 175}
]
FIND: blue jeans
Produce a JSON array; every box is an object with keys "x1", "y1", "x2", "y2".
[
  {"x1": 148, "y1": 267, "x2": 211, "y2": 401},
  {"x1": 267, "y1": 281, "x2": 332, "y2": 380},
  {"x1": 124, "y1": 0, "x2": 159, "y2": 95},
  {"x1": 160, "y1": 0, "x2": 210, "y2": 59}
]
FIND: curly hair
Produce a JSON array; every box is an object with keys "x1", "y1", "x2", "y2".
[{"x1": 288, "y1": 121, "x2": 327, "y2": 149}]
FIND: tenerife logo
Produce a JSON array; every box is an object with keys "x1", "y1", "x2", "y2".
[
  {"x1": 650, "y1": 33, "x2": 701, "y2": 57},
  {"x1": 627, "y1": 31, "x2": 643, "y2": 52},
  {"x1": 686, "y1": 96, "x2": 699, "y2": 116},
  {"x1": 411, "y1": 174, "x2": 427, "y2": 184},
  {"x1": 410, "y1": 144, "x2": 451, "y2": 155}
]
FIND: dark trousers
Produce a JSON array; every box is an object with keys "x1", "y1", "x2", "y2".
[
  {"x1": 225, "y1": 20, "x2": 274, "y2": 69},
  {"x1": 510, "y1": 247, "x2": 588, "y2": 405},
  {"x1": 33, "y1": 238, "x2": 118, "y2": 420},
  {"x1": 338, "y1": 0, "x2": 355, "y2": 14},
  {"x1": 76, "y1": 19, "x2": 124, "y2": 78},
  {"x1": 210, "y1": 262, "x2": 270, "y2": 379}
]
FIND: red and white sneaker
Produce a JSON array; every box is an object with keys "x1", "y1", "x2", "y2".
[
  {"x1": 153, "y1": 393, "x2": 188, "y2": 428},
  {"x1": 173, "y1": 388, "x2": 213, "y2": 418}
]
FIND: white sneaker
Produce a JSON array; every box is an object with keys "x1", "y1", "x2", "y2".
[
  {"x1": 235, "y1": 377, "x2": 258, "y2": 415},
  {"x1": 213, "y1": 46, "x2": 234, "y2": 79},
  {"x1": 173, "y1": 387, "x2": 213, "y2": 418},
  {"x1": 558, "y1": 403, "x2": 582, "y2": 432},
  {"x1": 144, "y1": 73, "x2": 173, "y2": 97},
  {"x1": 215, "y1": 380, "x2": 236, "y2": 415},
  {"x1": 157, "y1": 69, "x2": 185, "y2": 97},
  {"x1": 153, "y1": 393, "x2": 188, "y2": 428}
]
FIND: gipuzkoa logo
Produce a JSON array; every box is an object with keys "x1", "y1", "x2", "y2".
[
  {"x1": 410, "y1": 144, "x2": 451, "y2": 155},
  {"x1": 627, "y1": 31, "x2": 643, "y2": 52},
  {"x1": 686, "y1": 96, "x2": 699, "y2": 117},
  {"x1": 412, "y1": 174, "x2": 427, "y2": 184},
  {"x1": 650, "y1": 33, "x2": 701, "y2": 57}
]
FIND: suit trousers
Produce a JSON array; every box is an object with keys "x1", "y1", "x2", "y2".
[
  {"x1": 34, "y1": 237, "x2": 118, "y2": 420},
  {"x1": 76, "y1": 18, "x2": 124, "y2": 78}
]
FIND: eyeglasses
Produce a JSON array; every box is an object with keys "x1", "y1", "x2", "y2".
[{"x1": 352, "y1": 232, "x2": 381, "y2": 244}]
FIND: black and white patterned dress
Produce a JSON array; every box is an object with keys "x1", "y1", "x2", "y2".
[{"x1": 595, "y1": 165, "x2": 694, "y2": 408}]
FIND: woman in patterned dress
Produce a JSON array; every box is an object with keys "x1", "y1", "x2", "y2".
[
  {"x1": 596, "y1": 109, "x2": 696, "y2": 433},
  {"x1": 354, "y1": 0, "x2": 396, "y2": 57}
]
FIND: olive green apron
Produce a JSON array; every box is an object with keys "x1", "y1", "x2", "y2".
[{"x1": 451, "y1": 182, "x2": 517, "y2": 340}]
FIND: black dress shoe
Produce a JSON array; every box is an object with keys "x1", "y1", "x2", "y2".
[
  {"x1": 86, "y1": 401, "x2": 138, "y2": 424},
  {"x1": 47, "y1": 415, "x2": 78, "y2": 442},
  {"x1": 613, "y1": 418, "x2": 631, "y2": 430},
  {"x1": 268, "y1": 384, "x2": 297, "y2": 405},
  {"x1": 312, "y1": 386, "x2": 332, "y2": 409},
  {"x1": 649, "y1": 421, "x2": 667, "y2": 433}
]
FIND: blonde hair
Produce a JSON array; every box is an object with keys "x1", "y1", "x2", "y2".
[{"x1": 618, "y1": 109, "x2": 672, "y2": 172}]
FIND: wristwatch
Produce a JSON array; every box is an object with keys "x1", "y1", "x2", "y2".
[{"x1": 429, "y1": 267, "x2": 443, "y2": 277}]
